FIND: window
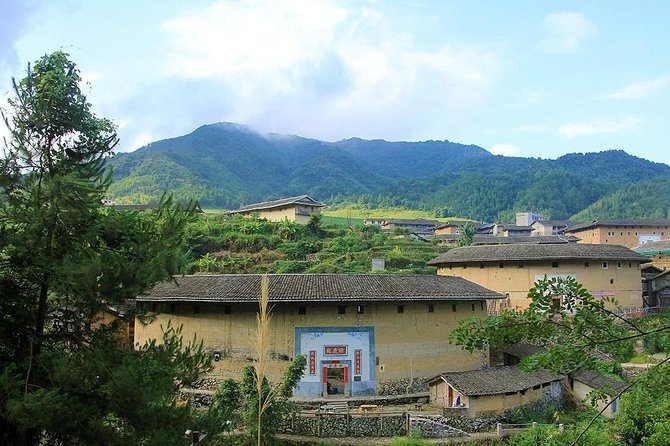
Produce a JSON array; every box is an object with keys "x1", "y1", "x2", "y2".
[
  {"x1": 499, "y1": 262, "x2": 504, "y2": 269},
  {"x1": 427, "y1": 304, "x2": 435, "y2": 313},
  {"x1": 610, "y1": 278, "x2": 614, "y2": 284},
  {"x1": 479, "y1": 263, "x2": 485, "y2": 269},
  {"x1": 452, "y1": 304, "x2": 457, "y2": 312},
  {"x1": 602, "y1": 261, "x2": 608, "y2": 269},
  {"x1": 397, "y1": 305, "x2": 405, "y2": 314},
  {"x1": 298, "y1": 306, "x2": 306, "y2": 315},
  {"x1": 629, "y1": 262, "x2": 632, "y2": 268},
  {"x1": 471, "y1": 304, "x2": 475, "y2": 312},
  {"x1": 552, "y1": 261, "x2": 559, "y2": 268},
  {"x1": 357, "y1": 305, "x2": 365, "y2": 314},
  {"x1": 193, "y1": 305, "x2": 200, "y2": 314},
  {"x1": 224, "y1": 305, "x2": 231, "y2": 314},
  {"x1": 463, "y1": 264, "x2": 467, "y2": 269},
  {"x1": 584, "y1": 262, "x2": 590, "y2": 268},
  {"x1": 518, "y1": 262, "x2": 524, "y2": 268},
  {"x1": 338, "y1": 306, "x2": 346, "y2": 315}
]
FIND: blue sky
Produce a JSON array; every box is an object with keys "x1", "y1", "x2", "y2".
[{"x1": 1, "y1": 0, "x2": 669, "y2": 164}]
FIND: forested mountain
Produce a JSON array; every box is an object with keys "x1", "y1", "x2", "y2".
[{"x1": 107, "y1": 122, "x2": 670, "y2": 221}]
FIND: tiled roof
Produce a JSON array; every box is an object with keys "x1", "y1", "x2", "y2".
[
  {"x1": 503, "y1": 343, "x2": 545, "y2": 359},
  {"x1": 433, "y1": 235, "x2": 580, "y2": 245},
  {"x1": 567, "y1": 219, "x2": 670, "y2": 232},
  {"x1": 427, "y1": 243, "x2": 650, "y2": 265},
  {"x1": 384, "y1": 219, "x2": 440, "y2": 226},
  {"x1": 500, "y1": 225, "x2": 532, "y2": 231},
  {"x1": 635, "y1": 239, "x2": 670, "y2": 255},
  {"x1": 572, "y1": 369, "x2": 627, "y2": 396},
  {"x1": 231, "y1": 195, "x2": 324, "y2": 213},
  {"x1": 433, "y1": 366, "x2": 563, "y2": 396},
  {"x1": 138, "y1": 274, "x2": 504, "y2": 303}
]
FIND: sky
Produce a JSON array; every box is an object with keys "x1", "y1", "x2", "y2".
[{"x1": 1, "y1": 0, "x2": 669, "y2": 164}]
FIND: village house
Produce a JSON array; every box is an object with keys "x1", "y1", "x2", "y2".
[
  {"x1": 530, "y1": 220, "x2": 575, "y2": 236},
  {"x1": 135, "y1": 274, "x2": 503, "y2": 398},
  {"x1": 492, "y1": 224, "x2": 533, "y2": 238},
  {"x1": 635, "y1": 239, "x2": 670, "y2": 270},
  {"x1": 427, "y1": 244, "x2": 649, "y2": 311},
  {"x1": 499, "y1": 343, "x2": 625, "y2": 418},
  {"x1": 645, "y1": 269, "x2": 670, "y2": 309},
  {"x1": 428, "y1": 234, "x2": 579, "y2": 246},
  {"x1": 428, "y1": 366, "x2": 563, "y2": 417},
  {"x1": 229, "y1": 195, "x2": 324, "y2": 224},
  {"x1": 565, "y1": 219, "x2": 670, "y2": 248},
  {"x1": 570, "y1": 369, "x2": 626, "y2": 419},
  {"x1": 363, "y1": 217, "x2": 387, "y2": 226},
  {"x1": 381, "y1": 219, "x2": 441, "y2": 235},
  {"x1": 516, "y1": 211, "x2": 545, "y2": 227}
]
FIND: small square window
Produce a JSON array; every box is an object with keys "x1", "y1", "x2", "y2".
[
  {"x1": 610, "y1": 278, "x2": 614, "y2": 285},
  {"x1": 428, "y1": 304, "x2": 435, "y2": 313},
  {"x1": 499, "y1": 262, "x2": 504, "y2": 269},
  {"x1": 617, "y1": 262, "x2": 622, "y2": 269},
  {"x1": 463, "y1": 264, "x2": 467, "y2": 269},
  {"x1": 357, "y1": 305, "x2": 365, "y2": 314},
  {"x1": 397, "y1": 305, "x2": 405, "y2": 314},
  {"x1": 479, "y1": 263, "x2": 485, "y2": 269},
  {"x1": 584, "y1": 262, "x2": 590, "y2": 267},
  {"x1": 602, "y1": 261, "x2": 608, "y2": 269},
  {"x1": 224, "y1": 305, "x2": 231, "y2": 314},
  {"x1": 338, "y1": 306, "x2": 346, "y2": 315},
  {"x1": 298, "y1": 306, "x2": 306, "y2": 315},
  {"x1": 518, "y1": 262, "x2": 524, "y2": 268},
  {"x1": 552, "y1": 261, "x2": 559, "y2": 268},
  {"x1": 452, "y1": 304, "x2": 457, "y2": 312}
]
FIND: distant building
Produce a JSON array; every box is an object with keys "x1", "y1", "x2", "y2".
[
  {"x1": 634, "y1": 239, "x2": 670, "y2": 270},
  {"x1": 516, "y1": 211, "x2": 545, "y2": 227},
  {"x1": 492, "y1": 224, "x2": 533, "y2": 238},
  {"x1": 429, "y1": 366, "x2": 563, "y2": 417},
  {"x1": 229, "y1": 195, "x2": 324, "y2": 224},
  {"x1": 135, "y1": 274, "x2": 503, "y2": 398},
  {"x1": 428, "y1": 243, "x2": 649, "y2": 311},
  {"x1": 565, "y1": 219, "x2": 670, "y2": 248},
  {"x1": 531, "y1": 220, "x2": 576, "y2": 236},
  {"x1": 428, "y1": 234, "x2": 580, "y2": 246},
  {"x1": 381, "y1": 219, "x2": 440, "y2": 234},
  {"x1": 363, "y1": 218, "x2": 387, "y2": 226}
]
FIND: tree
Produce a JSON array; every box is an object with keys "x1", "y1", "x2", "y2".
[
  {"x1": 449, "y1": 276, "x2": 670, "y2": 445},
  {"x1": 0, "y1": 51, "x2": 210, "y2": 445},
  {"x1": 457, "y1": 222, "x2": 475, "y2": 247}
]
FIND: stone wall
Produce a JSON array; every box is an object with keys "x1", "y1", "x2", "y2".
[
  {"x1": 378, "y1": 378, "x2": 429, "y2": 396},
  {"x1": 281, "y1": 412, "x2": 409, "y2": 437}
]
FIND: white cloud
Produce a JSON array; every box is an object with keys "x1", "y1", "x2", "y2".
[
  {"x1": 541, "y1": 12, "x2": 596, "y2": 52},
  {"x1": 489, "y1": 143, "x2": 520, "y2": 156},
  {"x1": 130, "y1": 131, "x2": 154, "y2": 149},
  {"x1": 558, "y1": 117, "x2": 641, "y2": 138},
  {"x1": 149, "y1": 0, "x2": 498, "y2": 144},
  {"x1": 608, "y1": 75, "x2": 670, "y2": 99}
]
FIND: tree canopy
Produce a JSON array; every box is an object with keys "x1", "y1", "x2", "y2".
[{"x1": 0, "y1": 51, "x2": 211, "y2": 445}]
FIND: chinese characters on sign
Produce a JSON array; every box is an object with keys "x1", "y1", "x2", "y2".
[
  {"x1": 309, "y1": 350, "x2": 316, "y2": 375},
  {"x1": 324, "y1": 345, "x2": 347, "y2": 355},
  {"x1": 354, "y1": 349, "x2": 362, "y2": 375}
]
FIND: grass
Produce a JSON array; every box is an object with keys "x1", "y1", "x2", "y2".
[
  {"x1": 320, "y1": 215, "x2": 365, "y2": 226},
  {"x1": 628, "y1": 353, "x2": 652, "y2": 364},
  {"x1": 323, "y1": 206, "x2": 469, "y2": 221}
]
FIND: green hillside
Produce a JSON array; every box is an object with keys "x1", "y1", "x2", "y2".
[{"x1": 106, "y1": 123, "x2": 670, "y2": 221}]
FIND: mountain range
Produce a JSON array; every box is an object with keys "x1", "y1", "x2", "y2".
[{"x1": 107, "y1": 123, "x2": 670, "y2": 222}]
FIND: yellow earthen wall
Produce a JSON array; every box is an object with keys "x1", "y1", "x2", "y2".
[
  {"x1": 573, "y1": 381, "x2": 618, "y2": 419},
  {"x1": 135, "y1": 300, "x2": 488, "y2": 384},
  {"x1": 569, "y1": 226, "x2": 670, "y2": 248},
  {"x1": 437, "y1": 260, "x2": 643, "y2": 310}
]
